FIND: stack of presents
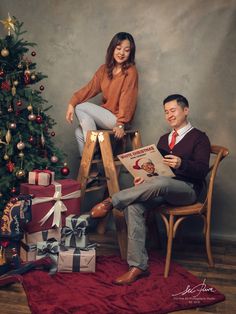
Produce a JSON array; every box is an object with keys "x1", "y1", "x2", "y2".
[{"x1": 0, "y1": 170, "x2": 96, "y2": 275}]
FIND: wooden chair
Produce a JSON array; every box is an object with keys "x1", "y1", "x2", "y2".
[{"x1": 153, "y1": 145, "x2": 229, "y2": 277}]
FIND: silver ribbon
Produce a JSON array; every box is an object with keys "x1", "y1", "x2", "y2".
[{"x1": 32, "y1": 182, "x2": 81, "y2": 228}]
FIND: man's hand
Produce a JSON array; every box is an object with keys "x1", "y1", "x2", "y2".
[
  {"x1": 113, "y1": 126, "x2": 125, "y2": 139},
  {"x1": 163, "y1": 154, "x2": 181, "y2": 169},
  {"x1": 134, "y1": 176, "x2": 144, "y2": 186},
  {"x1": 66, "y1": 104, "x2": 74, "y2": 124}
]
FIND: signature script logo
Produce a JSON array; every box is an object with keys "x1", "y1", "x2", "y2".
[{"x1": 172, "y1": 279, "x2": 215, "y2": 298}]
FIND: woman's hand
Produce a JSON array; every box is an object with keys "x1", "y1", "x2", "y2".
[
  {"x1": 113, "y1": 126, "x2": 125, "y2": 139},
  {"x1": 66, "y1": 104, "x2": 74, "y2": 123},
  {"x1": 134, "y1": 176, "x2": 144, "y2": 186},
  {"x1": 163, "y1": 154, "x2": 182, "y2": 169}
]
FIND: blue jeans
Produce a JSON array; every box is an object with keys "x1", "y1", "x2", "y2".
[{"x1": 75, "y1": 102, "x2": 116, "y2": 156}]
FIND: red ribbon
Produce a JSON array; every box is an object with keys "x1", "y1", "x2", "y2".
[{"x1": 33, "y1": 169, "x2": 53, "y2": 185}]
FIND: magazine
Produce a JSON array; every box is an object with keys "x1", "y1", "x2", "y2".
[{"x1": 117, "y1": 144, "x2": 175, "y2": 180}]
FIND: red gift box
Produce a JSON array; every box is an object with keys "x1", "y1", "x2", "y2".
[{"x1": 20, "y1": 179, "x2": 81, "y2": 233}]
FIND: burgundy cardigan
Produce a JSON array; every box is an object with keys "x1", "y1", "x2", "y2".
[{"x1": 157, "y1": 128, "x2": 211, "y2": 195}]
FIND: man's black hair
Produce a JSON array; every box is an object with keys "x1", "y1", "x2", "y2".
[{"x1": 163, "y1": 94, "x2": 189, "y2": 108}]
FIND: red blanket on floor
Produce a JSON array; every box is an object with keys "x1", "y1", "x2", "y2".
[{"x1": 23, "y1": 253, "x2": 225, "y2": 314}]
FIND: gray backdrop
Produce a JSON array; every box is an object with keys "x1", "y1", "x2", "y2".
[{"x1": 0, "y1": 0, "x2": 235, "y2": 241}]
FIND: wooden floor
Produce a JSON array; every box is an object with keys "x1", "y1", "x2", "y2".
[{"x1": 0, "y1": 231, "x2": 235, "y2": 314}]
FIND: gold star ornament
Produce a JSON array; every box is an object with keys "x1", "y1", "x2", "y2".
[{"x1": 0, "y1": 13, "x2": 15, "y2": 35}]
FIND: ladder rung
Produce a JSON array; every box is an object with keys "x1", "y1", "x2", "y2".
[
  {"x1": 91, "y1": 159, "x2": 103, "y2": 164},
  {"x1": 85, "y1": 183, "x2": 107, "y2": 193}
]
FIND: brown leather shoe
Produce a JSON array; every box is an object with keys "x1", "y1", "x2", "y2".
[
  {"x1": 113, "y1": 267, "x2": 150, "y2": 285},
  {"x1": 90, "y1": 197, "x2": 113, "y2": 218}
]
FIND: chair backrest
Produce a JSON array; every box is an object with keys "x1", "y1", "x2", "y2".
[{"x1": 201, "y1": 145, "x2": 229, "y2": 218}]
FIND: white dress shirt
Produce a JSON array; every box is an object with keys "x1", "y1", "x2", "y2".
[{"x1": 168, "y1": 122, "x2": 193, "y2": 146}]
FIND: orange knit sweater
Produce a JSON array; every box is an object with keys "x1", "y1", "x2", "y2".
[{"x1": 69, "y1": 64, "x2": 138, "y2": 124}]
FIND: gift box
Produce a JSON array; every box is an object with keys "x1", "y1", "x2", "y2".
[
  {"x1": 28, "y1": 170, "x2": 55, "y2": 186},
  {"x1": 61, "y1": 214, "x2": 90, "y2": 248},
  {"x1": 20, "y1": 241, "x2": 37, "y2": 262},
  {"x1": 24, "y1": 228, "x2": 61, "y2": 244},
  {"x1": 57, "y1": 247, "x2": 96, "y2": 273},
  {"x1": 20, "y1": 179, "x2": 81, "y2": 233},
  {"x1": 36, "y1": 238, "x2": 59, "y2": 273}
]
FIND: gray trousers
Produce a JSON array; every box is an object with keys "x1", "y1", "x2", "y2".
[
  {"x1": 112, "y1": 176, "x2": 197, "y2": 270},
  {"x1": 75, "y1": 102, "x2": 117, "y2": 156}
]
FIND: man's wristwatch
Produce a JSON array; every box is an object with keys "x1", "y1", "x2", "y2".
[{"x1": 117, "y1": 125, "x2": 124, "y2": 129}]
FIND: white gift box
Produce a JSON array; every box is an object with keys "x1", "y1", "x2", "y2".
[
  {"x1": 28, "y1": 170, "x2": 55, "y2": 186},
  {"x1": 61, "y1": 214, "x2": 90, "y2": 248}
]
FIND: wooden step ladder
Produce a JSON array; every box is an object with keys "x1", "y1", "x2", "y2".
[{"x1": 77, "y1": 129, "x2": 142, "y2": 259}]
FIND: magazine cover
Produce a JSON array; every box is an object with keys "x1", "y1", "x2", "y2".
[{"x1": 117, "y1": 144, "x2": 175, "y2": 180}]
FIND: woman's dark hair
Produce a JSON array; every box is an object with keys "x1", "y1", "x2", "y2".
[{"x1": 105, "y1": 32, "x2": 136, "y2": 79}]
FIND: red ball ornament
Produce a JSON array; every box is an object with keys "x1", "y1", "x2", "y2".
[
  {"x1": 36, "y1": 115, "x2": 43, "y2": 124},
  {"x1": 1, "y1": 80, "x2": 11, "y2": 91},
  {"x1": 11, "y1": 187, "x2": 17, "y2": 194},
  {"x1": 16, "y1": 100, "x2": 23, "y2": 106},
  {"x1": 28, "y1": 135, "x2": 35, "y2": 144},
  {"x1": 31, "y1": 51, "x2": 36, "y2": 57},
  {"x1": 61, "y1": 163, "x2": 70, "y2": 176},
  {"x1": 39, "y1": 85, "x2": 45, "y2": 91},
  {"x1": 51, "y1": 131, "x2": 55, "y2": 137},
  {"x1": 0, "y1": 69, "x2": 4, "y2": 77}
]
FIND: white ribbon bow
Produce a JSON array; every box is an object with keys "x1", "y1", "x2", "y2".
[{"x1": 32, "y1": 182, "x2": 81, "y2": 228}]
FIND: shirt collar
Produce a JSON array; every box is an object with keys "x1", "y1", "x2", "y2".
[{"x1": 171, "y1": 122, "x2": 193, "y2": 137}]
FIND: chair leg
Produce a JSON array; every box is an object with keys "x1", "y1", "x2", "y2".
[
  {"x1": 164, "y1": 214, "x2": 174, "y2": 278},
  {"x1": 205, "y1": 224, "x2": 214, "y2": 267}
]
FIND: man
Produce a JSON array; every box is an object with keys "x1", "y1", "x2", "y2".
[{"x1": 91, "y1": 94, "x2": 211, "y2": 285}]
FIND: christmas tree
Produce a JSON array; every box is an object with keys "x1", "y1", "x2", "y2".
[{"x1": 0, "y1": 14, "x2": 69, "y2": 213}]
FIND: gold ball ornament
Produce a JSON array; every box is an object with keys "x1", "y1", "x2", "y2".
[
  {"x1": 28, "y1": 113, "x2": 36, "y2": 121},
  {"x1": 27, "y1": 104, "x2": 33, "y2": 111},
  {"x1": 17, "y1": 141, "x2": 25, "y2": 150},
  {"x1": 31, "y1": 74, "x2": 36, "y2": 80},
  {"x1": 3, "y1": 153, "x2": 9, "y2": 160},
  {"x1": 13, "y1": 80, "x2": 19, "y2": 86},
  {"x1": 16, "y1": 169, "x2": 26, "y2": 179},
  {"x1": 51, "y1": 155, "x2": 58, "y2": 163},
  {"x1": 1, "y1": 48, "x2": 9, "y2": 57},
  {"x1": 18, "y1": 151, "x2": 24, "y2": 158}
]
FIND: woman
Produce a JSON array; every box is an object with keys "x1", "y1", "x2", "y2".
[{"x1": 66, "y1": 32, "x2": 138, "y2": 156}]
